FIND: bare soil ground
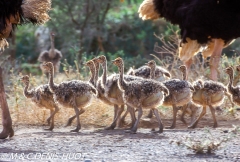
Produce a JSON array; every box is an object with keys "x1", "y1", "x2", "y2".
[{"x1": 0, "y1": 114, "x2": 239, "y2": 162}]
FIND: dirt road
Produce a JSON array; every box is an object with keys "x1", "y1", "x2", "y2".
[{"x1": 0, "y1": 118, "x2": 239, "y2": 162}]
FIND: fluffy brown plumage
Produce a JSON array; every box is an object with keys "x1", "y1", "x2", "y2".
[
  {"x1": 42, "y1": 62, "x2": 97, "y2": 132},
  {"x1": 0, "y1": 0, "x2": 51, "y2": 50},
  {"x1": 162, "y1": 64, "x2": 194, "y2": 107},
  {"x1": 95, "y1": 55, "x2": 141, "y2": 130},
  {"x1": 121, "y1": 60, "x2": 170, "y2": 120},
  {"x1": 127, "y1": 63, "x2": 171, "y2": 82},
  {"x1": 20, "y1": 75, "x2": 59, "y2": 130},
  {"x1": 193, "y1": 79, "x2": 227, "y2": 97},
  {"x1": 112, "y1": 57, "x2": 169, "y2": 133},
  {"x1": 189, "y1": 79, "x2": 228, "y2": 128},
  {"x1": 148, "y1": 61, "x2": 193, "y2": 129},
  {"x1": 121, "y1": 61, "x2": 190, "y2": 126},
  {"x1": 97, "y1": 56, "x2": 167, "y2": 129},
  {"x1": 21, "y1": 0, "x2": 51, "y2": 25},
  {"x1": 225, "y1": 66, "x2": 240, "y2": 106}
]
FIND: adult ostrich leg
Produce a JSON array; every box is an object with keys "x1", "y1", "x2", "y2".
[
  {"x1": 184, "y1": 39, "x2": 225, "y2": 81},
  {"x1": 0, "y1": 67, "x2": 14, "y2": 139},
  {"x1": 0, "y1": 0, "x2": 51, "y2": 138},
  {"x1": 209, "y1": 39, "x2": 225, "y2": 81}
]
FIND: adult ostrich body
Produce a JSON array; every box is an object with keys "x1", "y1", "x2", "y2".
[
  {"x1": 0, "y1": 0, "x2": 51, "y2": 138},
  {"x1": 0, "y1": 0, "x2": 51, "y2": 49},
  {"x1": 38, "y1": 32, "x2": 62, "y2": 74},
  {"x1": 139, "y1": 0, "x2": 240, "y2": 81}
]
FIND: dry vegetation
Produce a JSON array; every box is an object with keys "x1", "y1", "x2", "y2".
[
  {"x1": 1, "y1": 32, "x2": 240, "y2": 131},
  {"x1": 172, "y1": 125, "x2": 240, "y2": 154},
  {"x1": 1, "y1": 55, "x2": 239, "y2": 130}
]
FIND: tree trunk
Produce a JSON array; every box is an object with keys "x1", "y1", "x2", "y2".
[{"x1": 0, "y1": 67, "x2": 14, "y2": 139}]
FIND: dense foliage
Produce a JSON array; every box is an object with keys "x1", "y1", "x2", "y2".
[{"x1": 1, "y1": 0, "x2": 240, "y2": 74}]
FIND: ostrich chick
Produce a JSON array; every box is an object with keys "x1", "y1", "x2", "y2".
[
  {"x1": 189, "y1": 79, "x2": 228, "y2": 128},
  {"x1": 63, "y1": 60, "x2": 97, "y2": 127},
  {"x1": 42, "y1": 62, "x2": 97, "y2": 132},
  {"x1": 120, "y1": 62, "x2": 194, "y2": 128},
  {"x1": 20, "y1": 75, "x2": 59, "y2": 130},
  {"x1": 178, "y1": 65, "x2": 198, "y2": 125},
  {"x1": 127, "y1": 62, "x2": 171, "y2": 82},
  {"x1": 224, "y1": 66, "x2": 240, "y2": 106},
  {"x1": 112, "y1": 57, "x2": 169, "y2": 133},
  {"x1": 148, "y1": 61, "x2": 194, "y2": 129},
  {"x1": 91, "y1": 57, "x2": 115, "y2": 106},
  {"x1": 95, "y1": 55, "x2": 138, "y2": 130},
  {"x1": 125, "y1": 60, "x2": 171, "y2": 119}
]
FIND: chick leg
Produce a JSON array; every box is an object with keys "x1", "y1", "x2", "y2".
[
  {"x1": 65, "y1": 109, "x2": 85, "y2": 127},
  {"x1": 105, "y1": 105, "x2": 124, "y2": 130},
  {"x1": 209, "y1": 105, "x2": 218, "y2": 128},
  {"x1": 126, "y1": 106, "x2": 142, "y2": 134},
  {"x1": 166, "y1": 104, "x2": 178, "y2": 129},
  {"x1": 188, "y1": 106, "x2": 207, "y2": 128},
  {"x1": 152, "y1": 108, "x2": 164, "y2": 133}
]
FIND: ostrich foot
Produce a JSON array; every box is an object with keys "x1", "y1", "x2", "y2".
[
  {"x1": 129, "y1": 131, "x2": 137, "y2": 134},
  {"x1": 188, "y1": 124, "x2": 197, "y2": 129},
  {"x1": 151, "y1": 125, "x2": 163, "y2": 133},
  {"x1": 124, "y1": 123, "x2": 135, "y2": 130},
  {"x1": 44, "y1": 123, "x2": 54, "y2": 131},
  {"x1": 188, "y1": 120, "x2": 199, "y2": 129},
  {"x1": 125, "y1": 130, "x2": 137, "y2": 134},
  {"x1": 125, "y1": 126, "x2": 138, "y2": 134},
  {"x1": 0, "y1": 127, "x2": 14, "y2": 139},
  {"x1": 70, "y1": 125, "x2": 81, "y2": 132},
  {"x1": 165, "y1": 125, "x2": 175, "y2": 129},
  {"x1": 213, "y1": 123, "x2": 218, "y2": 128},
  {"x1": 70, "y1": 129, "x2": 79, "y2": 132},
  {"x1": 151, "y1": 128, "x2": 156, "y2": 131},
  {"x1": 44, "y1": 127, "x2": 53, "y2": 131},
  {"x1": 151, "y1": 130, "x2": 163, "y2": 133},
  {"x1": 104, "y1": 125, "x2": 115, "y2": 130}
]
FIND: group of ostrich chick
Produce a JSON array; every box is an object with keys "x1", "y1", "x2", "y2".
[{"x1": 20, "y1": 55, "x2": 240, "y2": 134}]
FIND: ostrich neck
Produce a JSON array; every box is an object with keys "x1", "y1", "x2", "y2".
[
  {"x1": 94, "y1": 64, "x2": 100, "y2": 86},
  {"x1": 48, "y1": 69, "x2": 56, "y2": 92},
  {"x1": 182, "y1": 70, "x2": 187, "y2": 80},
  {"x1": 89, "y1": 67, "x2": 95, "y2": 85},
  {"x1": 118, "y1": 64, "x2": 127, "y2": 90},
  {"x1": 23, "y1": 82, "x2": 33, "y2": 98},
  {"x1": 227, "y1": 72, "x2": 234, "y2": 93},
  {"x1": 149, "y1": 66, "x2": 155, "y2": 79},
  {"x1": 49, "y1": 37, "x2": 55, "y2": 58},
  {"x1": 50, "y1": 36, "x2": 55, "y2": 50},
  {"x1": 102, "y1": 61, "x2": 107, "y2": 85}
]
